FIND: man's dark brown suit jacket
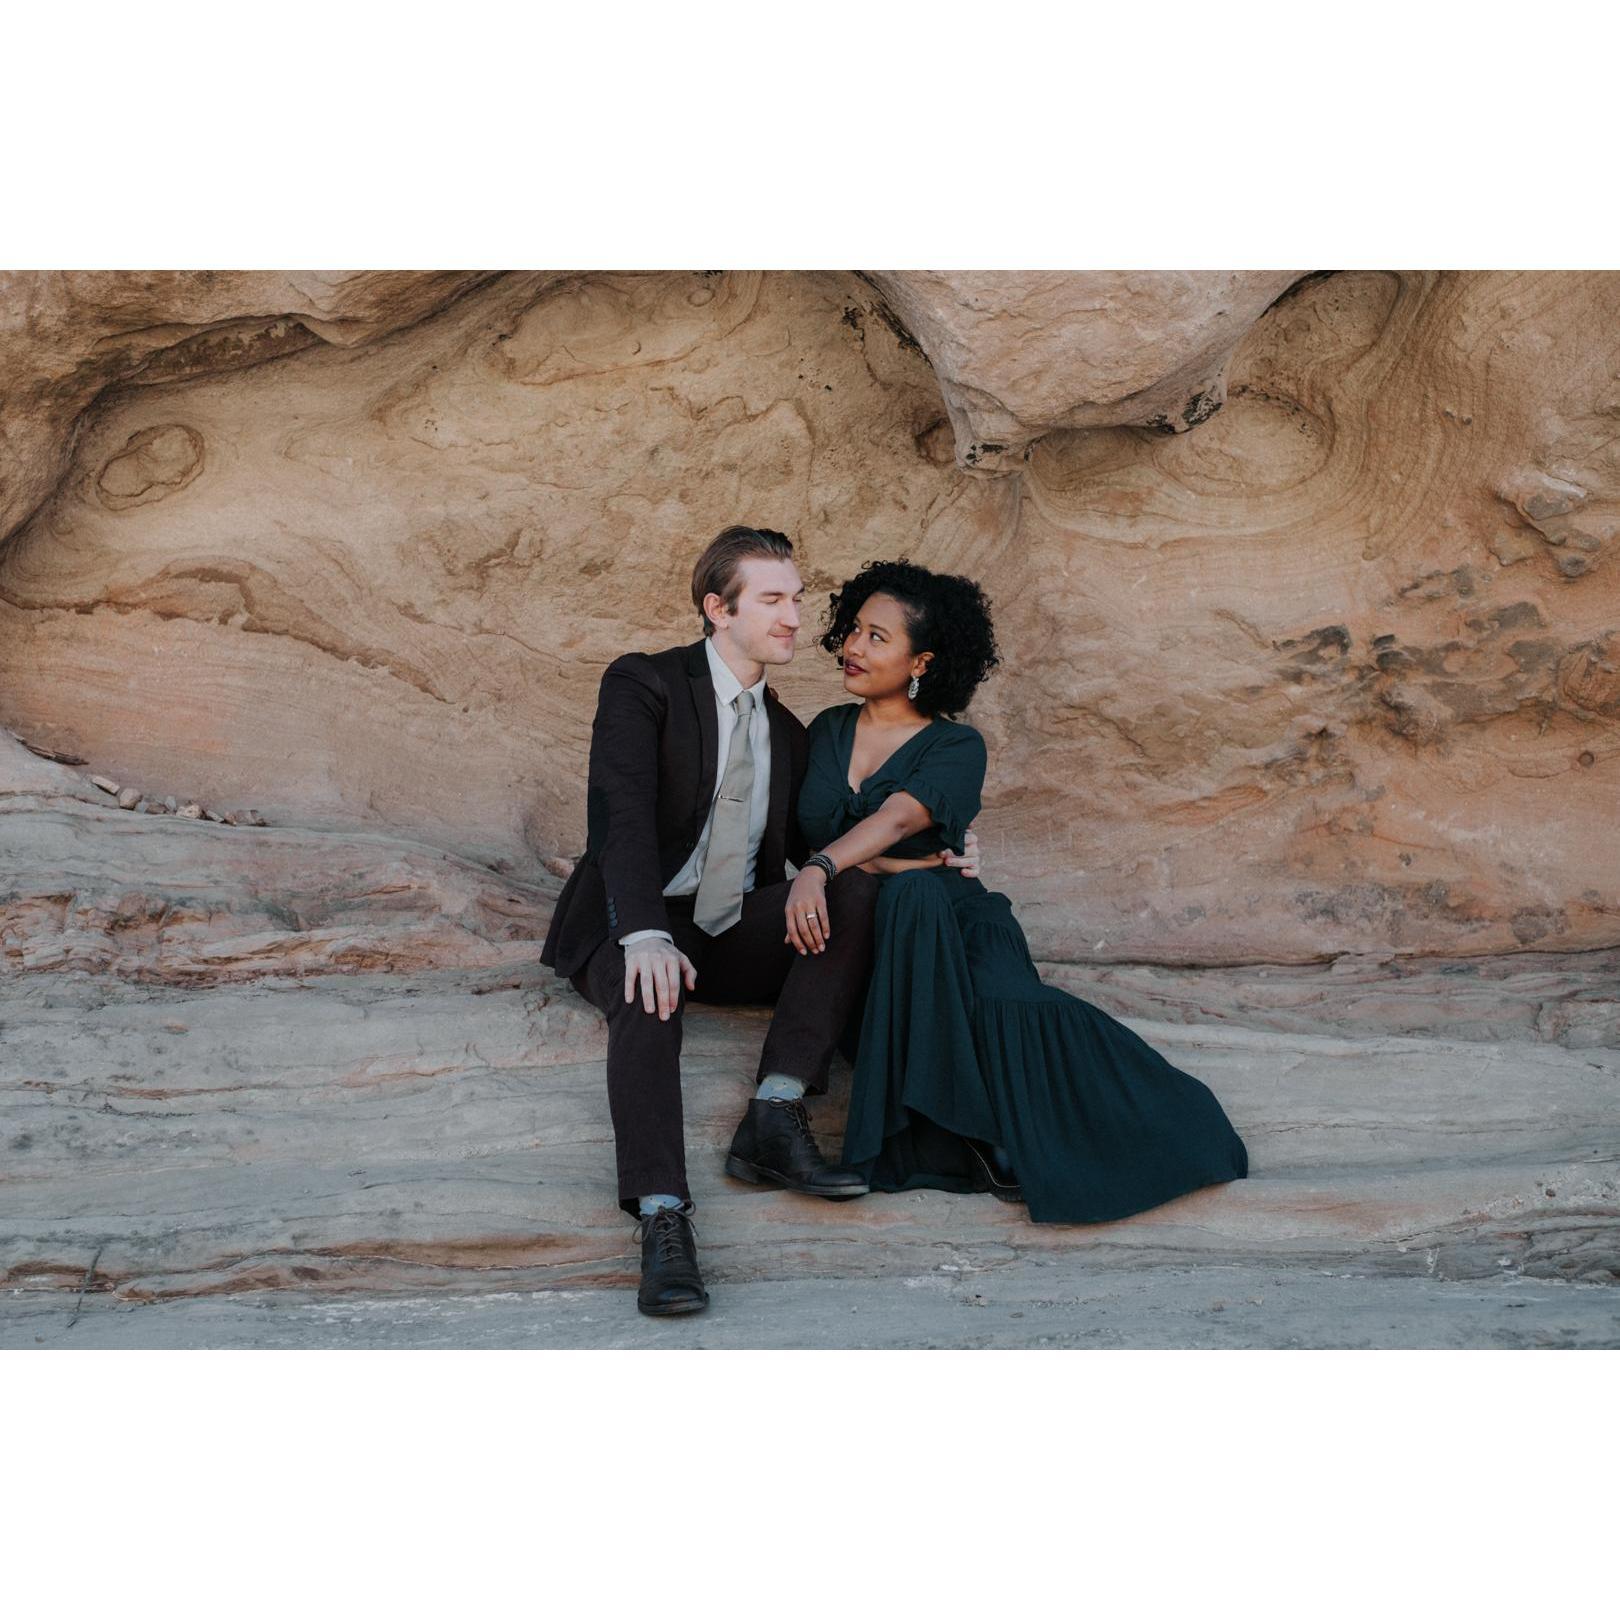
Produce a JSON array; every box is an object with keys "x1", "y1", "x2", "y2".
[{"x1": 539, "y1": 639, "x2": 811, "y2": 980}]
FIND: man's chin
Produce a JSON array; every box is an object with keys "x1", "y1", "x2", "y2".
[{"x1": 762, "y1": 639, "x2": 798, "y2": 663}]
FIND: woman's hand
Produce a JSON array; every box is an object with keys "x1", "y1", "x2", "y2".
[{"x1": 784, "y1": 867, "x2": 831, "y2": 955}]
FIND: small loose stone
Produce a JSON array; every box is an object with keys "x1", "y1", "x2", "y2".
[
  {"x1": 116, "y1": 787, "x2": 141, "y2": 809},
  {"x1": 163, "y1": 796, "x2": 178, "y2": 812},
  {"x1": 177, "y1": 803, "x2": 203, "y2": 819},
  {"x1": 91, "y1": 775, "x2": 120, "y2": 794}
]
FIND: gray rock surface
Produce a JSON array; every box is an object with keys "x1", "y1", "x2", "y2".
[
  {"x1": 8, "y1": 1268, "x2": 1616, "y2": 1350},
  {"x1": 3, "y1": 962, "x2": 1615, "y2": 1347}
]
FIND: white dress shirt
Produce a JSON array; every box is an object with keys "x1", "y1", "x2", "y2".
[{"x1": 621, "y1": 635, "x2": 773, "y2": 947}]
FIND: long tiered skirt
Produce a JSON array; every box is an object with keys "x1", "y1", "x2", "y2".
[{"x1": 839, "y1": 868, "x2": 1249, "y2": 1223}]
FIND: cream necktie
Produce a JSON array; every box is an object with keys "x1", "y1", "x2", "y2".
[{"x1": 692, "y1": 690, "x2": 756, "y2": 936}]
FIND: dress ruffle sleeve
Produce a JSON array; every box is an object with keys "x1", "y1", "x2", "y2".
[{"x1": 893, "y1": 725, "x2": 986, "y2": 852}]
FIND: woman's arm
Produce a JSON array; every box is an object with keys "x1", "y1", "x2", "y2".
[
  {"x1": 821, "y1": 792, "x2": 933, "y2": 870},
  {"x1": 784, "y1": 793, "x2": 933, "y2": 954},
  {"x1": 862, "y1": 826, "x2": 980, "y2": 876}
]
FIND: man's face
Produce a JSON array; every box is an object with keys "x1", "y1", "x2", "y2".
[{"x1": 710, "y1": 557, "x2": 804, "y2": 667}]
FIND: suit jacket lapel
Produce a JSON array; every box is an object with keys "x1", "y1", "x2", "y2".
[
  {"x1": 763, "y1": 688, "x2": 791, "y2": 874},
  {"x1": 685, "y1": 640, "x2": 719, "y2": 835}
]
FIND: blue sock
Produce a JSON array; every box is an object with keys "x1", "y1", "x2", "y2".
[
  {"x1": 637, "y1": 1193, "x2": 683, "y2": 1217},
  {"x1": 756, "y1": 1073, "x2": 807, "y2": 1102}
]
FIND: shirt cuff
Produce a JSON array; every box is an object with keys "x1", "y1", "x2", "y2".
[{"x1": 619, "y1": 929, "x2": 674, "y2": 948}]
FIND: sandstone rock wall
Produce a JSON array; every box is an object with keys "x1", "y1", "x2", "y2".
[{"x1": 2, "y1": 269, "x2": 1615, "y2": 968}]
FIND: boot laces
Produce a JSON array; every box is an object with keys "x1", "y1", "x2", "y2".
[
  {"x1": 642, "y1": 1206, "x2": 694, "y2": 1264},
  {"x1": 777, "y1": 1098, "x2": 816, "y2": 1142}
]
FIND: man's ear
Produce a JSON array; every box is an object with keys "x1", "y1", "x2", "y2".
[{"x1": 703, "y1": 591, "x2": 728, "y2": 630}]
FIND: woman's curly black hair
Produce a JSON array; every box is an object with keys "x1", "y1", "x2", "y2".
[{"x1": 818, "y1": 558, "x2": 1000, "y2": 717}]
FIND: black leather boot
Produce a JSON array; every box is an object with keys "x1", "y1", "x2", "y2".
[
  {"x1": 634, "y1": 1205, "x2": 709, "y2": 1317},
  {"x1": 725, "y1": 1098, "x2": 869, "y2": 1198}
]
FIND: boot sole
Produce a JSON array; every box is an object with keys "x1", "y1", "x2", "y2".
[
  {"x1": 725, "y1": 1154, "x2": 869, "y2": 1198},
  {"x1": 637, "y1": 1292, "x2": 710, "y2": 1317}
]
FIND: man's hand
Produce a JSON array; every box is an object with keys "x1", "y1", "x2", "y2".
[
  {"x1": 623, "y1": 938, "x2": 697, "y2": 1021},
  {"x1": 943, "y1": 824, "x2": 983, "y2": 880},
  {"x1": 784, "y1": 868, "x2": 831, "y2": 956}
]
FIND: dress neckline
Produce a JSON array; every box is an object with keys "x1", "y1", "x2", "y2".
[{"x1": 841, "y1": 703, "x2": 939, "y2": 795}]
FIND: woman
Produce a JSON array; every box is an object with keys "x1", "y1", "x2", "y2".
[{"x1": 782, "y1": 560, "x2": 1249, "y2": 1224}]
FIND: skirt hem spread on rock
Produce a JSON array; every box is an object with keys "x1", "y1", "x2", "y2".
[{"x1": 839, "y1": 869, "x2": 1249, "y2": 1226}]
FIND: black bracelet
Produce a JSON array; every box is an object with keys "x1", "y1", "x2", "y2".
[{"x1": 805, "y1": 851, "x2": 838, "y2": 881}]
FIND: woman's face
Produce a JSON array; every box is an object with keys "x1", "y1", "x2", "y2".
[{"x1": 839, "y1": 591, "x2": 930, "y2": 702}]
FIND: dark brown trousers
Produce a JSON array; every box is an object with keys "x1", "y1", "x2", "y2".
[{"x1": 570, "y1": 867, "x2": 880, "y2": 1215}]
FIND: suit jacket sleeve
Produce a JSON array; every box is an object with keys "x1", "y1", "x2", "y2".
[
  {"x1": 588, "y1": 655, "x2": 673, "y2": 943},
  {"x1": 785, "y1": 718, "x2": 810, "y2": 871}
]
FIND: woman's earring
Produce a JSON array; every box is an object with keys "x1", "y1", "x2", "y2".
[{"x1": 907, "y1": 674, "x2": 921, "y2": 700}]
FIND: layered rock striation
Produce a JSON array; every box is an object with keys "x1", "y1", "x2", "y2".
[{"x1": 3, "y1": 268, "x2": 1614, "y2": 970}]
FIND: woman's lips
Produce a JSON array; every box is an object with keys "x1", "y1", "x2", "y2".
[{"x1": 843, "y1": 662, "x2": 865, "y2": 674}]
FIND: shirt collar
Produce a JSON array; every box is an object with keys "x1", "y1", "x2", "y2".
[{"x1": 704, "y1": 636, "x2": 767, "y2": 709}]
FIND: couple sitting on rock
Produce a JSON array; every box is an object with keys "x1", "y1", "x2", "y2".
[{"x1": 541, "y1": 525, "x2": 1248, "y2": 1317}]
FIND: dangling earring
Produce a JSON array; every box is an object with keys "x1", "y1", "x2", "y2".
[{"x1": 907, "y1": 673, "x2": 921, "y2": 700}]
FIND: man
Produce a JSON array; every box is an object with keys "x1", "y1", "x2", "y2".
[{"x1": 540, "y1": 525, "x2": 981, "y2": 1318}]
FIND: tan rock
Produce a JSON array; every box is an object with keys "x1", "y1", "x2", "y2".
[
  {"x1": 0, "y1": 267, "x2": 1005, "y2": 895},
  {"x1": 0, "y1": 271, "x2": 502, "y2": 548},
  {"x1": 866, "y1": 269, "x2": 1305, "y2": 470},
  {"x1": 973, "y1": 270, "x2": 1620, "y2": 962},
  {"x1": 0, "y1": 269, "x2": 1615, "y2": 971}
]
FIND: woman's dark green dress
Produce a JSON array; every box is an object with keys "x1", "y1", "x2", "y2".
[{"x1": 799, "y1": 702, "x2": 1249, "y2": 1224}]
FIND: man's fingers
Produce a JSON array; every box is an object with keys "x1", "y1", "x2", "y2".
[
  {"x1": 640, "y1": 962, "x2": 656, "y2": 1015},
  {"x1": 681, "y1": 953, "x2": 698, "y2": 991}
]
